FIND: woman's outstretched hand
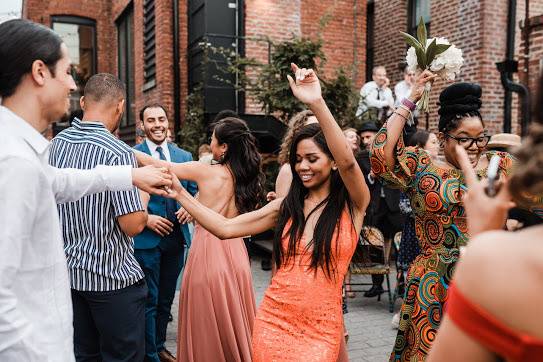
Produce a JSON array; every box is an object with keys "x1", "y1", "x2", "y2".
[
  {"x1": 287, "y1": 63, "x2": 322, "y2": 106},
  {"x1": 456, "y1": 146, "x2": 515, "y2": 236}
]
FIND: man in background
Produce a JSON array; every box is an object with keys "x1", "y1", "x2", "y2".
[{"x1": 134, "y1": 104, "x2": 198, "y2": 362}]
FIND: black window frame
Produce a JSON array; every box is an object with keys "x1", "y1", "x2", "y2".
[
  {"x1": 142, "y1": 0, "x2": 156, "y2": 91},
  {"x1": 50, "y1": 15, "x2": 97, "y2": 135},
  {"x1": 116, "y1": 3, "x2": 136, "y2": 129},
  {"x1": 365, "y1": 0, "x2": 375, "y2": 82},
  {"x1": 408, "y1": 0, "x2": 431, "y2": 37}
]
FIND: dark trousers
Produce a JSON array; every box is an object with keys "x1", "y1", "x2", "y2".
[
  {"x1": 71, "y1": 279, "x2": 147, "y2": 362},
  {"x1": 370, "y1": 198, "x2": 405, "y2": 287},
  {"x1": 135, "y1": 228, "x2": 184, "y2": 362}
]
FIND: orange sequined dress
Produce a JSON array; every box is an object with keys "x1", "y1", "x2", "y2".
[{"x1": 252, "y1": 210, "x2": 357, "y2": 362}]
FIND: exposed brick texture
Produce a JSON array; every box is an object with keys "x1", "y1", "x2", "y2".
[
  {"x1": 373, "y1": 0, "x2": 543, "y2": 135},
  {"x1": 301, "y1": 0, "x2": 366, "y2": 88}
]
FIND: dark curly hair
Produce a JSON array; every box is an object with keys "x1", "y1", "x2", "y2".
[
  {"x1": 437, "y1": 82, "x2": 484, "y2": 133},
  {"x1": 213, "y1": 117, "x2": 265, "y2": 213}
]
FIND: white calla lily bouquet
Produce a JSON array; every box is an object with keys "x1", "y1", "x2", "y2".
[{"x1": 402, "y1": 18, "x2": 464, "y2": 113}]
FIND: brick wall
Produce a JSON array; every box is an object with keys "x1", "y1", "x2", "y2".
[
  {"x1": 301, "y1": 0, "x2": 366, "y2": 88},
  {"x1": 372, "y1": 0, "x2": 543, "y2": 135},
  {"x1": 372, "y1": 0, "x2": 408, "y2": 87},
  {"x1": 24, "y1": 0, "x2": 116, "y2": 74},
  {"x1": 244, "y1": 0, "x2": 302, "y2": 114},
  {"x1": 24, "y1": 0, "x2": 188, "y2": 140},
  {"x1": 522, "y1": 15, "x2": 543, "y2": 117}
]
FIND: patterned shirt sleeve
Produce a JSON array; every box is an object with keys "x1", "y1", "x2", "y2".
[
  {"x1": 370, "y1": 122, "x2": 430, "y2": 191},
  {"x1": 108, "y1": 151, "x2": 144, "y2": 217}
]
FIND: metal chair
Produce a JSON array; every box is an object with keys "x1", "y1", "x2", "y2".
[{"x1": 346, "y1": 226, "x2": 395, "y2": 312}]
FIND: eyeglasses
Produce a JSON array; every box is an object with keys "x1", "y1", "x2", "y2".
[{"x1": 445, "y1": 133, "x2": 490, "y2": 149}]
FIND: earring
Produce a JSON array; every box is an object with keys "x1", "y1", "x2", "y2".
[
  {"x1": 332, "y1": 166, "x2": 338, "y2": 171},
  {"x1": 219, "y1": 153, "x2": 225, "y2": 162}
]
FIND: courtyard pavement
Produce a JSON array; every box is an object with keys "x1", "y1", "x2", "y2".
[{"x1": 165, "y1": 257, "x2": 400, "y2": 361}]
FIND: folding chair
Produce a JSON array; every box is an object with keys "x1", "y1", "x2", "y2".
[{"x1": 346, "y1": 226, "x2": 394, "y2": 312}]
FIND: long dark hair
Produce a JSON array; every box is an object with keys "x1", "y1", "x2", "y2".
[
  {"x1": 213, "y1": 117, "x2": 265, "y2": 213},
  {"x1": 273, "y1": 123, "x2": 354, "y2": 278}
]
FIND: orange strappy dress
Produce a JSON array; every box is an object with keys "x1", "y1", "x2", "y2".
[
  {"x1": 446, "y1": 285, "x2": 543, "y2": 362},
  {"x1": 252, "y1": 210, "x2": 357, "y2": 362}
]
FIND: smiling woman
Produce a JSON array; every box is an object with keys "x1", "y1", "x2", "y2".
[{"x1": 370, "y1": 75, "x2": 516, "y2": 361}]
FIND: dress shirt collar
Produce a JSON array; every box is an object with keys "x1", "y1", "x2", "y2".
[
  {"x1": 0, "y1": 105, "x2": 49, "y2": 155},
  {"x1": 72, "y1": 117, "x2": 109, "y2": 132},
  {"x1": 145, "y1": 139, "x2": 168, "y2": 154}
]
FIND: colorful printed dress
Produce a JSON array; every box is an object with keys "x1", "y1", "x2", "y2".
[{"x1": 370, "y1": 125, "x2": 513, "y2": 361}]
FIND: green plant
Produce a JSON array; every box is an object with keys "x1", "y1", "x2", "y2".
[
  {"x1": 178, "y1": 85, "x2": 207, "y2": 157},
  {"x1": 210, "y1": 37, "x2": 359, "y2": 125},
  {"x1": 321, "y1": 68, "x2": 360, "y2": 128}
]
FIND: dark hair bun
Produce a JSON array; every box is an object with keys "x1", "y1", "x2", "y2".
[{"x1": 438, "y1": 82, "x2": 482, "y2": 117}]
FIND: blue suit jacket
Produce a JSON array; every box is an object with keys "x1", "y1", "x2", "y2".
[{"x1": 133, "y1": 141, "x2": 198, "y2": 250}]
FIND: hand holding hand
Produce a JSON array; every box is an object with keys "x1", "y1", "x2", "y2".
[
  {"x1": 287, "y1": 63, "x2": 322, "y2": 106},
  {"x1": 266, "y1": 191, "x2": 277, "y2": 202},
  {"x1": 176, "y1": 207, "x2": 194, "y2": 224},
  {"x1": 132, "y1": 166, "x2": 172, "y2": 197},
  {"x1": 408, "y1": 70, "x2": 437, "y2": 103},
  {"x1": 147, "y1": 215, "x2": 174, "y2": 236},
  {"x1": 456, "y1": 146, "x2": 515, "y2": 236}
]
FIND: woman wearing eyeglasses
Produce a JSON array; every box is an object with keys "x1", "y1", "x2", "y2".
[{"x1": 371, "y1": 71, "x2": 514, "y2": 361}]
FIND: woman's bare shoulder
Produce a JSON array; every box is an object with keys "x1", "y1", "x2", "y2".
[{"x1": 454, "y1": 226, "x2": 543, "y2": 336}]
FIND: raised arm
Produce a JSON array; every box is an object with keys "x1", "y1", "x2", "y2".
[
  {"x1": 287, "y1": 63, "x2": 369, "y2": 213},
  {"x1": 168, "y1": 173, "x2": 281, "y2": 239},
  {"x1": 379, "y1": 70, "x2": 434, "y2": 170}
]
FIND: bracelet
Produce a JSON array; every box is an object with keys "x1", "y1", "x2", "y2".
[
  {"x1": 401, "y1": 97, "x2": 416, "y2": 111},
  {"x1": 393, "y1": 111, "x2": 409, "y2": 122},
  {"x1": 398, "y1": 104, "x2": 412, "y2": 114}
]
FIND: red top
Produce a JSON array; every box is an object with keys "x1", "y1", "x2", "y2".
[{"x1": 446, "y1": 284, "x2": 543, "y2": 362}]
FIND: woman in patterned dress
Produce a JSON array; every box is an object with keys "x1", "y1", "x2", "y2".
[
  {"x1": 370, "y1": 71, "x2": 515, "y2": 361},
  {"x1": 168, "y1": 63, "x2": 370, "y2": 361}
]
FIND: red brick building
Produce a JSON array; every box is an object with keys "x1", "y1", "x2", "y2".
[
  {"x1": 22, "y1": 0, "x2": 366, "y2": 146},
  {"x1": 21, "y1": 0, "x2": 543, "y2": 144},
  {"x1": 369, "y1": 0, "x2": 543, "y2": 135}
]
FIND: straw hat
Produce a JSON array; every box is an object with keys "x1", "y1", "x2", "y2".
[{"x1": 487, "y1": 133, "x2": 521, "y2": 150}]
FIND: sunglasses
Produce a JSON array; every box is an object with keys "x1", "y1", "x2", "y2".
[{"x1": 445, "y1": 133, "x2": 491, "y2": 149}]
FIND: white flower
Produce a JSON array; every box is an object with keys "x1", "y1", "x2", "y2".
[{"x1": 406, "y1": 47, "x2": 418, "y2": 73}]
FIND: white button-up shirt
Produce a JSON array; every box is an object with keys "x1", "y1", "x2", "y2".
[
  {"x1": 0, "y1": 106, "x2": 134, "y2": 361},
  {"x1": 356, "y1": 81, "x2": 395, "y2": 116},
  {"x1": 145, "y1": 139, "x2": 171, "y2": 161}
]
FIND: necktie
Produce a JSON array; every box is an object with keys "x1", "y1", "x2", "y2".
[
  {"x1": 156, "y1": 146, "x2": 167, "y2": 161},
  {"x1": 156, "y1": 146, "x2": 178, "y2": 222}
]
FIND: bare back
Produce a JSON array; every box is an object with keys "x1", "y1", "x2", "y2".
[{"x1": 192, "y1": 163, "x2": 240, "y2": 218}]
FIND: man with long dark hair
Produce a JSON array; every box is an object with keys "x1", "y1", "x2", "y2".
[{"x1": 0, "y1": 19, "x2": 171, "y2": 360}]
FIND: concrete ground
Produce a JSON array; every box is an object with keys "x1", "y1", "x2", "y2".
[{"x1": 165, "y1": 256, "x2": 400, "y2": 361}]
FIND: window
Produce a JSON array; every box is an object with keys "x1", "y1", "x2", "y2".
[
  {"x1": 51, "y1": 16, "x2": 96, "y2": 125},
  {"x1": 365, "y1": 1, "x2": 375, "y2": 82},
  {"x1": 117, "y1": 6, "x2": 136, "y2": 127},
  {"x1": 143, "y1": 0, "x2": 156, "y2": 91},
  {"x1": 409, "y1": 0, "x2": 431, "y2": 36}
]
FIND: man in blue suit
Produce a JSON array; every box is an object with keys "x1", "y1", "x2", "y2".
[{"x1": 134, "y1": 104, "x2": 198, "y2": 362}]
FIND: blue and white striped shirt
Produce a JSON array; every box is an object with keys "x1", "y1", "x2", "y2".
[{"x1": 49, "y1": 118, "x2": 145, "y2": 291}]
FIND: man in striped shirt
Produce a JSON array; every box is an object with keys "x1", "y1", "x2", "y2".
[{"x1": 49, "y1": 73, "x2": 148, "y2": 361}]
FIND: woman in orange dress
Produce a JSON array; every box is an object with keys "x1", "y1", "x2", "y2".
[{"x1": 167, "y1": 63, "x2": 370, "y2": 361}]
